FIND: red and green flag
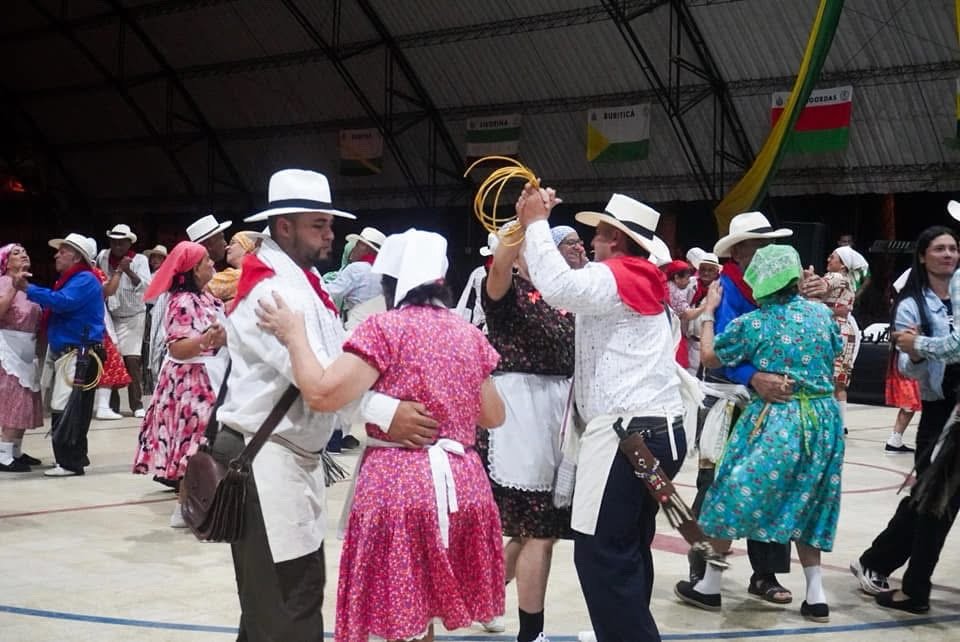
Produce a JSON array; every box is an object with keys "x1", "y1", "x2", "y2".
[{"x1": 771, "y1": 85, "x2": 853, "y2": 153}]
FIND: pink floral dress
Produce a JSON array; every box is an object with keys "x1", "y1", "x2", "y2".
[
  {"x1": 132, "y1": 291, "x2": 222, "y2": 481},
  {"x1": 336, "y1": 305, "x2": 504, "y2": 642},
  {"x1": 0, "y1": 275, "x2": 42, "y2": 429}
]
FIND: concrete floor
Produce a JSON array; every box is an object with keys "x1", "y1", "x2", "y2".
[{"x1": 1, "y1": 402, "x2": 958, "y2": 642}]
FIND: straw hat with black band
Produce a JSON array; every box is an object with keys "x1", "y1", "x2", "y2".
[
  {"x1": 575, "y1": 194, "x2": 670, "y2": 265},
  {"x1": 713, "y1": 211, "x2": 792, "y2": 258}
]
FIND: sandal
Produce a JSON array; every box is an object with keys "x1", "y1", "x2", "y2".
[{"x1": 748, "y1": 574, "x2": 793, "y2": 604}]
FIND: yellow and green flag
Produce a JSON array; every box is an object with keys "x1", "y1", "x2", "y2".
[
  {"x1": 339, "y1": 128, "x2": 383, "y2": 176},
  {"x1": 587, "y1": 104, "x2": 651, "y2": 162}
]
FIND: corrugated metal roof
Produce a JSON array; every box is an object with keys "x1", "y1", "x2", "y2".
[{"x1": 5, "y1": 0, "x2": 959, "y2": 214}]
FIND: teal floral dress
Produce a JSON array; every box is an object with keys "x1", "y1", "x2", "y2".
[{"x1": 698, "y1": 293, "x2": 845, "y2": 551}]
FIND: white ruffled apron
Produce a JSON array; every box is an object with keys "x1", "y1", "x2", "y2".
[
  {"x1": 338, "y1": 437, "x2": 465, "y2": 548},
  {"x1": 0, "y1": 328, "x2": 39, "y2": 392},
  {"x1": 488, "y1": 372, "x2": 571, "y2": 492}
]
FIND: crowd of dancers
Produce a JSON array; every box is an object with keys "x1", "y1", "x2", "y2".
[{"x1": 0, "y1": 167, "x2": 958, "y2": 642}]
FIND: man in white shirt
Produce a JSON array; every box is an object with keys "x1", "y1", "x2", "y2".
[
  {"x1": 516, "y1": 188, "x2": 686, "y2": 642},
  {"x1": 97, "y1": 224, "x2": 151, "y2": 418},
  {"x1": 186, "y1": 214, "x2": 231, "y2": 264},
  {"x1": 212, "y1": 169, "x2": 437, "y2": 641}
]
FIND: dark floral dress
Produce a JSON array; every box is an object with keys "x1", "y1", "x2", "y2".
[{"x1": 478, "y1": 274, "x2": 576, "y2": 538}]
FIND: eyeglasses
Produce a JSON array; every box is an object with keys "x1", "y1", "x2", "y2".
[{"x1": 559, "y1": 239, "x2": 584, "y2": 247}]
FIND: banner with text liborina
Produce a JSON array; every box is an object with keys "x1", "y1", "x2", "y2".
[{"x1": 466, "y1": 114, "x2": 521, "y2": 161}]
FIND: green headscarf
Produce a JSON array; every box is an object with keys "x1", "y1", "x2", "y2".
[
  {"x1": 322, "y1": 238, "x2": 357, "y2": 283},
  {"x1": 744, "y1": 244, "x2": 802, "y2": 302}
]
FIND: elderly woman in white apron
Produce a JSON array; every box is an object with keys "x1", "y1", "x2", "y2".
[
  {"x1": 0, "y1": 243, "x2": 43, "y2": 472},
  {"x1": 132, "y1": 241, "x2": 228, "y2": 527}
]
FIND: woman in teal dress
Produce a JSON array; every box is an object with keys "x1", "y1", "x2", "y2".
[{"x1": 674, "y1": 245, "x2": 844, "y2": 623}]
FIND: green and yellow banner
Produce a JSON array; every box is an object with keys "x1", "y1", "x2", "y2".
[
  {"x1": 714, "y1": 0, "x2": 845, "y2": 233},
  {"x1": 339, "y1": 128, "x2": 383, "y2": 176},
  {"x1": 587, "y1": 104, "x2": 651, "y2": 162}
]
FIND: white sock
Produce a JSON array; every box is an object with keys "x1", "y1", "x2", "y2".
[
  {"x1": 803, "y1": 565, "x2": 826, "y2": 604},
  {"x1": 95, "y1": 388, "x2": 111, "y2": 410},
  {"x1": 888, "y1": 431, "x2": 903, "y2": 447},
  {"x1": 694, "y1": 563, "x2": 723, "y2": 594},
  {"x1": 11, "y1": 438, "x2": 22, "y2": 458},
  {"x1": 0, "y1": 442, "x2": 15, "y2": 466}
]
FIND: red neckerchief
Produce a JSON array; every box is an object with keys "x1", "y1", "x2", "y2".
[
  {"x1": 228, "y1": 253, "x2": 339, "y2": 316},
  {"x1": 720, "y1": 260, "x2": 757, "y2": 307},
  {"x1": 484, "y1": 257, "x2": 493, "y2": 271},
  {"x1": 107, "y1": 250, "x2": 135, "y2": 271},
  {"x1": 40, "y1": 262, "x2": 94, "y2": 334},
  {"x1": 602, "y1": 255, "x2": 668, "y2": 315},
  {"x1": 692, "y1": 277, "x2": 708, "y2": 306},
  {"x1": 357, "y1": 253, "x2": 377, "y2": 265}
]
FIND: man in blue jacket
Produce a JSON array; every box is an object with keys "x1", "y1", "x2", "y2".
[{"x1": 14, "y1": 233, "x2": 105, "y2": 477}]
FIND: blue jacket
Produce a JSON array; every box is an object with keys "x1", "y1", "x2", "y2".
[
  {"x1": 27, "y1": 271, "x2": 105, "y2": 354},
  {"x1": 712, "y1": 272, "x2": 758, "y2": 385},
  {"x1": 895, "y1": 287, "x2": 951, "y2": 401}
]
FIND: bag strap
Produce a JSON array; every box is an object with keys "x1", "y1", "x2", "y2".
[
  {"x1": 232, "y1": 384, "x2": 300, "y2": 468},
  {"x1": 202, "y1": 359, "x2": 233, "y2": 445}
]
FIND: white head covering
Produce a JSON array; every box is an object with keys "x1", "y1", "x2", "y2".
[
  {"x1": 892, "y1": 268, "x2": 911, "y2": 293},
  {"x1": 834, "y1": 246, "x2": 870, "y2": 291},
  {"x1": 479, "y1": 232, "x2": 499, "y2": 257},
  {"x1": 372, "y1": 229, "x2": 449, "y2": 305}
]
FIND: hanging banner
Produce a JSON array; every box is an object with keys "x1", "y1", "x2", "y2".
[
  {"x1": 771, "y1": 85, "x2": 853, "y2": 153},
  {"x1": 587, "y1": 103, "x2": 651, "y2": 162},
  {"x1": 339, "y1": 128, "x2": 383, "y2": 176},
  {"x1": 466, "y1": 114, "x2": 521, "y2": 161}
]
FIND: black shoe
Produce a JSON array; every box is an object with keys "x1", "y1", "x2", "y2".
[
  {"x1": 875, "y1": 590, "x2": 929, "y2": 614},
  {"x1": 800, "y1": 601, "x2": 830, "y2": 623},
  {"x1": 82, "y1": 455, "x2": 90, "y2": 467},
  {"x1": 674, "y1": 580, "x2": 721, "y2": 611},
  {"x1": 885, "y1": 443, "x2": 915, "y2": 454},
  {"x1": 0, "y1": 459, "x2": 31, "y2": 473},
  {"x1": 17, "y1": 453, "x2": 41, "y2": 466},
  {"x1": 340, "y1": 435, "x2": 360, "y2": 450}
]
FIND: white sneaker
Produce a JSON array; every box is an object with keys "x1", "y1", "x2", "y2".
[
  {"x1": 95, "y1": 408, "x2": 123, "y2": 420},
  {"x1": 849, "y1": 559, "x2": 889, "y2": 595},
  {"x1": 532, "y1": 634, "x2": 551, "y2": 642},
  {"x1": 44, "y1": 465, "x2": 78, "y2": 477},
  {"x1": 479, "y1": 616, "x2": 505, "y2": 633},
  {"x1": 170, "y1": 503, "x2": 187, "y2": 528},
  {"x1": 134, "y1": 408, "x2": 146, "y2": 419},
  {"x1": 577, "y1": 632, "x2": 597, "y2": 642}
]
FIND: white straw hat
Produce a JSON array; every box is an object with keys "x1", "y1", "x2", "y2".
[
  {"x1": 345, "y1": 227, "x2": 386, "y2": 252},
  {"x1": 575, "y1": 194, "x2": 662, "y2": 258},
  {"x1": 48, "y1": 233, "x2": 96, "y2": 266},
  {"x1": 187, "y1": 215, "x2": 232, "y2": 243},
  {"x1": 245, "y1": 169, "x2": 355, "y2": 222},
  {"x1": 713, "y1": 211, "x2": 792, "y2": 258},
  {"x1": 105, "y1": 223, "x2": 137, "y2": 244}
]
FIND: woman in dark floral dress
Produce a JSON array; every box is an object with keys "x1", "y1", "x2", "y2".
[{"x1": 477, "y1": 223, "x2": 578, "y2": 641}]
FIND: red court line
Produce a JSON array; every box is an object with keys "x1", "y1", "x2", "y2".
[{"x1": 0, "y1": 497, "x2": 173, "y2": 519}]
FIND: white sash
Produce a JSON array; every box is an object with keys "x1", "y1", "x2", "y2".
[
  {"x1": 338, "y1": 437, "x2": 465, "y2": 548},
  {"x1": 164, "y1": 349, "x2": 229, "y2": 393},
  {"x1": 0, "y1": 328, "x2": 39, "y2": 392}
]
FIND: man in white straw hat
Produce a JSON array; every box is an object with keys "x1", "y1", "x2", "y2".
[
  {"x1": 14, "y1": 233, "x2": 105, "y2": 477},
  {"x1": 209, "y1": 168, "x2": 439, "y2": 640},
  {"x1": 96, "y1": 224, "x2": 151, "y2": 419},
  {"x1": 186, "y1": 214, "x2": 232, "y2": 264},
  {"x1": 683, "y1": 210, "x2": 826, "y2": 608},
  {"x1": 325, "y1": 225, "x2": 387, "y2": 332},
  {"x1": 144, "y1": 245, "x2": 168, "y2": 273},
  {"x1": 515, "y1": 187, "x2": 688, "y2": 642}
]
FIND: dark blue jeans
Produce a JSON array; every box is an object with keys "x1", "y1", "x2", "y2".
[{"x1": 574, "y1": 417, "x2": 687, "y2": 642}]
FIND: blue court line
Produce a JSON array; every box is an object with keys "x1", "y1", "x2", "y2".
[{"x1": 3, "y1": 604, "x2": 960, "y2": 640}]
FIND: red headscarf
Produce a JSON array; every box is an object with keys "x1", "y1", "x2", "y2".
[
  {"x1": 143, "y1": 241, "x2": 207, "y2": 302},
  {"x1": 663, "y1": 259, "x2": 693, "y2": 279}
]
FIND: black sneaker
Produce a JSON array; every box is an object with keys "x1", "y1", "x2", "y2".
[
  {"x1": 17, "y1": 453, "x2": 41, "y2": 466},
  {"x1": 0, "y1": 459, "x2": 31, "y2": 473},
  {"x1": 341, "y1": 435, "x2": 360, "y2": 450},
  {"x1": 885, "y1": 443, "x2": 915, "y2": 454},
  {"x1": 800, "y1": 601, "x2": 830, "y2": 623}
]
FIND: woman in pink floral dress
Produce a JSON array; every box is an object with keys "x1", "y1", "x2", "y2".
[
  {"x1": 133, "y1": 241, "x2": 227, "y2": 526},
  {"x1": 257, "y1": 229, "x2": 505, "y2": 642},
  {"x1": 0, "y1": 243, "x2": 43, "y2": 472}
]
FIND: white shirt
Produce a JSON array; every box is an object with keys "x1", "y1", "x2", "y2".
[
  {"x1": 96, "y1": 250, "x2": 151, "y2": 318},
  {"x1": 454, "y1": 265, "x2": 488, "y2": 328},
  {"x1": 324, "y1": 261, "x2": 383, "y2": 311},
  {"x1": 522, "y1": 220, "x2": 683, "y2": 422},
  {"x1": 217, "y1": 239, "x2": 398, "y2": 562}
]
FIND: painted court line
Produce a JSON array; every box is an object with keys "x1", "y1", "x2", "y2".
[
  {"x1": 0, "y1": 497, "x2": 173, "y2": 519},
  {"x1": 2, "y1": 604, "x2": 959, "y2": 640}
]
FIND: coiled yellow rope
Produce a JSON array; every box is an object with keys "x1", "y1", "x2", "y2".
[
  {"x1": 59, "y1": 349, "x2": 104, "y2": 391},
  {"x1": 463, "y1": 155, "x2": 540, "y2": 246}
]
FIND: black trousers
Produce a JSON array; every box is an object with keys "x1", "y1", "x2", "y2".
[
  {"x1": 860, "y1": 397, "x2": 960, "y2": 603},
  {"x1": 50, "y1": 347, "x2": 103, "y2": 473},
  {"x1": 212, "y1": 428, "x2": 326, "y2": 642},
  {"x1": 573, "y1": 419, "x2": 686, "y2": 642}
]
